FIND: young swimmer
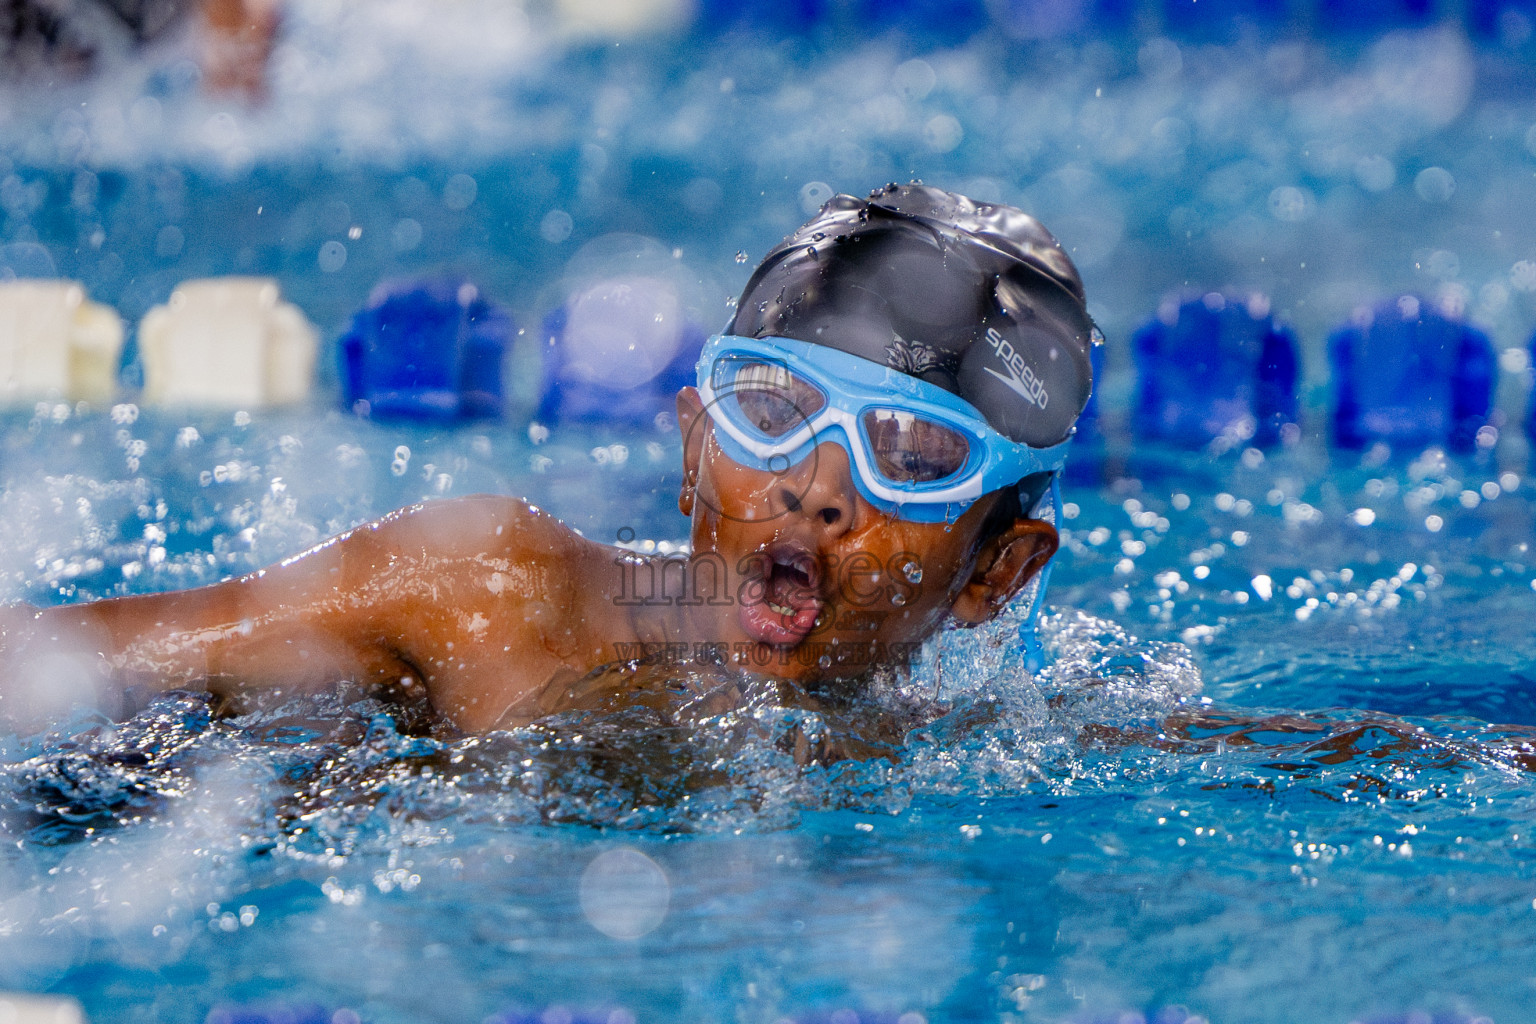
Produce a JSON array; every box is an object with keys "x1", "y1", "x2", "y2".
[{"x1": 0, "y1": 184, "x2": 1097, "y2": 734}]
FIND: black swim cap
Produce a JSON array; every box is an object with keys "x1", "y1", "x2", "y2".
[{"x1": 728, "y1": 184, "x2": 1096, "y2": 450}]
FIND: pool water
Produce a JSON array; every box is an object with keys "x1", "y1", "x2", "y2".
[
  {"x1": 0, "y1": 406, "x2": 1533, "y2": 1024},
  {"x1": 5, "y1": 7, "x2": 1536, "y2": 1024}
]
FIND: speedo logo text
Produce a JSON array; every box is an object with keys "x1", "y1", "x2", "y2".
[{"x1": 983, "y1": 327, "x2": 1049, "y2": 408}]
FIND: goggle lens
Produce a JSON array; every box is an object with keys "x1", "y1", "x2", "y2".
[
  {"x1": 861, "y1": 409, "x2": 972, "y2": 484},
  {"x1": 712, "y1": 357, "x2": 826, "y2": 438}
]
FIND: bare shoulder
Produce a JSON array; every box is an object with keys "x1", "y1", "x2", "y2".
[
  {"x1": 354, "y1": 495, "x2": 623, "y2": 728},
  {"x1": 347, "y1": 495, "x2": 589, "y2": 567},
  {"x1": 374, "y1": 494, "x2": 625, "y2": 611}
]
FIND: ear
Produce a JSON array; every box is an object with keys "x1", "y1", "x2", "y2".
[
  {"x1": 676, "y1": 387, "x2": 706, "y2": 517},
  {"x1": 948, "y1": 518, "x2": 1060, "y2": 626}
]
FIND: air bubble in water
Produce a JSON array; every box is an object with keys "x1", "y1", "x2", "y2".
[
  {"x1": 735, "y1": 251, "x2": 749, "y2": 263},
  {"x1": 902, "y1": 562, "x2": 923, "y2": 584},
  {"x1": 891, "y1": 592, "x2": 907, "y2": 607}
]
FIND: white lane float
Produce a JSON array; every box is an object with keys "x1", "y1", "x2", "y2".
[
  {"x1": 138, "y1": 277, "x2": 317, "y2": 407},
  {"x1": 0, "y1": 280, "x2": 124, "y2": 405}
]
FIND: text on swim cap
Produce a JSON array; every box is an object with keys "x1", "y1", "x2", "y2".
[{"x1": 983, "y1": 327, "x2": 1049, "y2": 408}]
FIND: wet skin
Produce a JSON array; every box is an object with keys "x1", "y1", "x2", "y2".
[
  {"x1": 665, "y1": 386, "x2": 1058, "y2": 685},
  {"x1": 0, "y1": 389, "x2": 1056, "y2": 733}
]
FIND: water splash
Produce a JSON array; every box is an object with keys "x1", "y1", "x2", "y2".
[{"x1": 0, "y1": 608, "x2": 1199, "y2": 846}]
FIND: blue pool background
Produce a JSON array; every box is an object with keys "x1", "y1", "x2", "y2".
[{"x1": 4, "y1": 3, "x2": 1536, "y2": 1022}]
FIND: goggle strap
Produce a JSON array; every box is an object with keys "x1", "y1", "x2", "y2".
[{"x1": 1019, "y1": 473, "x2": 1062, "y2": 676}]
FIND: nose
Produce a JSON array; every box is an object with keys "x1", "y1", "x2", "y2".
[{"x1": 778, "y1": 440, "x2": 857, "y2": 531}]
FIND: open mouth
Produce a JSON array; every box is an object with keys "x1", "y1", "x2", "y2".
[
  {"x1": 738, "y1": 543, "x2": 824, "y2": 647},
  {"x1": 764, "y1": 549, "x2": 817, "y2": 616}
]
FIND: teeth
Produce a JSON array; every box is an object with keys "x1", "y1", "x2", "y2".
[{"x1": 768, "y1": 601, "x2": 795, "y2": 616}]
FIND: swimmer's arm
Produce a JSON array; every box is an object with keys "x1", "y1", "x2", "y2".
[{"x1": 1, "y1": 496, "x2": 583, "y2": 727}]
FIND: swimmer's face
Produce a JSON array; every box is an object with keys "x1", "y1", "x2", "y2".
[{"x1": 674, "y1": 387, "x2": 1058, "y2": 683}]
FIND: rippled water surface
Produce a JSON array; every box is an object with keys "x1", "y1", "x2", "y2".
[{"x1": 0, "y1": 408, "x2": 1533, "y2": 1024}]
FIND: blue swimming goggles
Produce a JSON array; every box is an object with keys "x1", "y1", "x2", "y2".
[{"x1": 696, "y1": 334, "x2": 1071, "y2": 523}]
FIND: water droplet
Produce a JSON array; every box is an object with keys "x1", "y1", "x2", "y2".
[
  {"x1": 580, "y1": 848, "x2": 670, "y2": 940},
  {"x1": 817, "y1": 655, "x2": 832, "y2": 669},
  {"x1": 890, "y1": 592, "x2": 907, "y2": 607},
  {"x1": 902, "y1": 562, "x2": 923, "y2": 584},
  {"x1": 735, "y1": 250, "x2": 749, "y2": 263},
  {"x1": 317, "y1": 240, "x2": 347, "y2": 273},
  {"x1": 540, "y1": 209, "x2": 573, "y2": 244}
]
